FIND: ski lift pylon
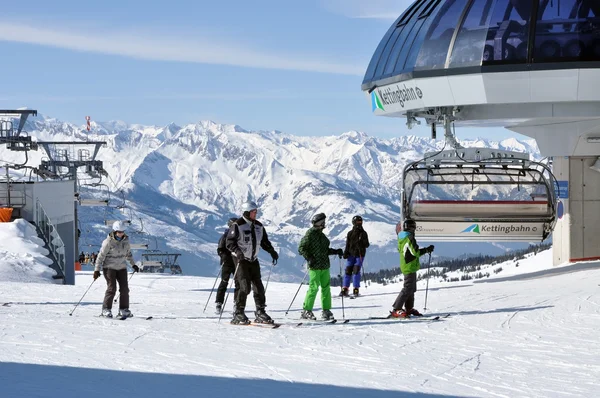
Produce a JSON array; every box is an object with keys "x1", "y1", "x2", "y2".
[{"x1": 401, "y1": 121, "x2": 558, "y2": 242}]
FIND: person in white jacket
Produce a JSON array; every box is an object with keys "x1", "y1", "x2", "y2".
[{"x1": 94, "y1": 221, "x2": 139, "y2": 318}]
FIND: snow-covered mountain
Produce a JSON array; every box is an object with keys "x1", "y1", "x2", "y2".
[{"x1": 1, "y1": 115, "x2": 542, "y2": 281}]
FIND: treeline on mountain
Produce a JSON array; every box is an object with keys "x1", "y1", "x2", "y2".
[{"x1": 330, "y1": 242, "x2": 552, "y2": 287}]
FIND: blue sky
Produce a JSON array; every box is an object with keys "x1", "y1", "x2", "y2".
[{"x1": 0, "y1": 0, "x2": 515, "y2": 140}]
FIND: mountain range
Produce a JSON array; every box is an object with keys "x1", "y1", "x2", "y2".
[{"x1": 1, "y1": 114, "x2": 544, "y2": 281}]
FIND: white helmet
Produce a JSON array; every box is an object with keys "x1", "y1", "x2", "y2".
[
  {"x1": 112, "y1": 220, "x2": 127, "y2": 232},
  {"x1": 241, "y1": 200, "x2": 258, "y2": 212}
]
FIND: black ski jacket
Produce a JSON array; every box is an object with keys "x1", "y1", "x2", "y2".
[
  {"x1": 344, "y1": 226, "x2": 370, "y2": 258},
  {"x1": 217, "y1": 229, "x2": 234, "y2": 267}
]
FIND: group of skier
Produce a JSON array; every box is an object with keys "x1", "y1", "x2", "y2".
[
  {"x1": 213, "y1": 200, "x2": 435, "y2": 324},
  {"x1": 91, "y1": 199, "x2": 435, "y2": 324}
]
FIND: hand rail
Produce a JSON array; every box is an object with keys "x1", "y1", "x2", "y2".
[{"x1": 35, "y1": 199, "x2": 66, "y2": 279}]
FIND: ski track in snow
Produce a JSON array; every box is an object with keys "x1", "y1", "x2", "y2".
[{"x1": 1, "y1": 267, "x2": 600, "y2": 397}]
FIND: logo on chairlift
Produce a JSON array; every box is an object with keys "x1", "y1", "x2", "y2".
[
  {"x1": 461, "y1": 224, "x2": 481, "y2": 234},
  {"x1": 371, "y1": 84, "x2": 423, "y2": 112}
]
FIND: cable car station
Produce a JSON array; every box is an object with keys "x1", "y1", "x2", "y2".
[{"x1": 363, "y1": 0, "x2": 600, "y2": 264}]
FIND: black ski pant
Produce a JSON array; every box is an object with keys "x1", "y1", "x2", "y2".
[
  {"x1": 234, "y1": 259, "x2": 266, "y2": 312},
  {"x1": 393, "y1": 272, "x2": 417, "y2": 311},
  {"x1": 215, "y1": 258, "x2": 237, "y2": 304},
  {"x1": 103, "y1": 268, "x2": 129, "y2": 310}
]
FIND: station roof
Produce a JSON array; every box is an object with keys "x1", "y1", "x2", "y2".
[{"x1": 362, "y1": 0, "x2": 600, "y2": 91}]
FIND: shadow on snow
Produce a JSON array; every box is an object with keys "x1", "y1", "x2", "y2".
[{"x1": 0, "y1": 362, "x2": 458, "y2": 398}]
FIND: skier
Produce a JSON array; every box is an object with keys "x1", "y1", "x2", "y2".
[
  {"x1": 215, "y1": 217, "x2": 239, "y2": 314},
  {"x1": 298, "y1": 213, "x2": 344, "y2": 321},
  {"x1": 390, "y1": 219, "x2": 434, "y2": 318},
  {"x1": 226, "y1": 200, "x2": 279, "y2": 325},
  {"x1": 340, "y1": 215, "x2": 370, "y2": 297},
  {"x1": 93, "y1": 220, "x2": 139, "y2": 318}
]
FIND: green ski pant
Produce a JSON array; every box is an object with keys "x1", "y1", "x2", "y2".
[{"x1": 303, "y1": 269, "x2": 332, "y2": 311}]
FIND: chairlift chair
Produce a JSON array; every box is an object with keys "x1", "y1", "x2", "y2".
[{"x1": 401, "y1": 131, "x2": 558, "y2": 242}]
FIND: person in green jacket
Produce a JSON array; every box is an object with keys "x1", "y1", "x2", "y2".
[
  {"x1": 298, "y1": 213, "x2": 344, "y2": 321},
  {"x1": 390, "y1": 219, "x2": 434, "y2": 318}
]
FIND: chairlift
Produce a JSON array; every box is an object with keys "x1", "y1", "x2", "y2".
[
  {"x1": 140, "y1": 250, "x2": 182, "y2": 275},
  {"x1": 401, "y1": 120, "x2": 558, "y2": 242},
  {"x1": 77, "y1": 182, "x2": 110, "y2": 207}
]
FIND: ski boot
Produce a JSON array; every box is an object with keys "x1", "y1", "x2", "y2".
[
  {"x1": 339, "y1": 287, "x2": 349, "y2": 297},
  {"x1": 231, "y1": 309, "x2": 250, "y2": 325},
  {"x1": 215, "y1": 302, "x2": 223, "y2": 315},
  {"x1": 101, "y1": 308, "x2": 113, "y2": 318},
  {"x1": 407, "y1": 308, "x2": 423, "y2": 317},
  {"x1": 118, "y1": 309, "x2": 133, "y2": 318},
  {"x1": 390, "y1": 309, "x2": 409, "y2": 319},
  {"x1": 352, "y1": 288, "x2": 360, "y2": 297},
  {"x1": 321, "y1": 309, "x2": 335, "y2": 321},
  {"x1": 300, "y1": 310, "x2": 317, "y2": 320},
  {"x1": 254, "y1": 308, "x2": 274, "y2": 324}
]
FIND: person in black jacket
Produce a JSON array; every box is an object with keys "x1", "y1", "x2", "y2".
[
  {"x1": 215, "y1": 217, "x2": 239, "y2": 314},
  {"x1": 226, "y1": 200, "x2": 279, "y2": 325},
  {"x1": 340, "y1": 215, "x2": 370, "y2": 297}
]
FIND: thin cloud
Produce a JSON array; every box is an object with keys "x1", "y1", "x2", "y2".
[
  {"x1": 321, "y1": 0, "x2": 411, "y2": 20},
  {"x1": 0, "y1": 22, "x2": 363, "y2": 76},
  {"x1": 0, "y1": 92, "x2": 302, "y2": 103}
]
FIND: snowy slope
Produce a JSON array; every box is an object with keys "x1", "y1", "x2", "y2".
[
  {"x1": 0, "y1": 115, "x2": 544, "y2": 280},
  {"x1": 1, "y1": 220, "x2": 599, "y2": 397}
]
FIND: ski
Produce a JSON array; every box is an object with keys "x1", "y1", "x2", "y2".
[
  {"x1": 230, "y1": 322, "x2": 281, "y2": 329},
  {"x1": 295, "y1": 319, "x2": 350, "y2": 326},
  {"x1": 98, "y1": 314, "x2": 127, "y2": 321},
  {"x1": 368, "y1": 313, "x2": 450, "y2": 321}
]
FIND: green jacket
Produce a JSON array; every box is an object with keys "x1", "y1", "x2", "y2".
[
  {"x1": 298, "y1": 227, "x2": 336, "y2": 270},
  {"x1": 397, "y1": 230, "x2": 427, "y2": 275}
]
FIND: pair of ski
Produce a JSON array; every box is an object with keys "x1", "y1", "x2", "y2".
[
  {"x1": 99, "y1": 314, "x2": 131, "y2": 321},
  {"x1": 337, "y1": 295, "x2": 360, "y2": 300},
  {"x1": 234, "y1": 319, "x2": 351, "y2": 329},
  {"x1": 368, "y1": 313, "x2": 451, "y2": 321}
]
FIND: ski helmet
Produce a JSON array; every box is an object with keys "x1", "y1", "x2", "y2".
[
  {"x1": 403, "y1": 219, "x2": 416, "y2": 231},
  {"x1": 112, "y1": 220, "x2": 128, "y2": 232},
  {"x1": 227, "y1": 217, "x2": 237, "y2": 227},
  {"x1": 311, "y1": 213, "x2": 326, "y2": 227},
  {"x1": 241, "y1": 200, "x2": 258, "y2": 212},
  {"x1": 352, "y1": 215, "x2": 363, "y2": 226}
]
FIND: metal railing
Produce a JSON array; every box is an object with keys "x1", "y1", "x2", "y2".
[
  {"x1": 35, "y1": 199, "x2": 66, "y2": 279},
  {"x1": 0, "y1": 184, "x2": 26, "y2": 208}
]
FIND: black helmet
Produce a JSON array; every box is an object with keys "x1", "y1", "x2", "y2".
[
  {"x1": 403, "y1": 219, "x2": 417, "y2": 231},
  {"x1": 311, "y1": 213, "x2": 326, "y2": 227},
  {"x1": 227, "y1": 217, "x2": 237, "y2": 228},
  {"x1": 352, "y1": 215, "x2": 363, "y2": 226}
]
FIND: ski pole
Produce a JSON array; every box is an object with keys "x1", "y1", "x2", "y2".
[
  {"x1": 360, "y1": 255, "x2": 368, "y2": 290},
  {"x1": 114, "y1": 270, "x2": 136, "y2": 303},
  {"x1": 423, "y1": 253, "x2": 432, "y2": 311},
  {"x1": 203, "y1": 265, "x2": 223, "y2": 313},
  {"x1": 219, "y1": 260, "x2": 242, "y2": 323},
  {"x1": 264, "y1": 261, "x2": 275, "y2": 294},
  {"x1": 339, "y1": 258, "x2": 345, "y2": 320},
  {"x1": 285, "y1": 265, "x2": 308, "y2": 316},
  {"x1": 69, "y1": 278, "x2": 97, "y2": 316}
]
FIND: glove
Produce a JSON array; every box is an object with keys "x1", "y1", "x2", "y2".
[
  {"x1": 336, "y1": 248, "x2": 343, "y2": 259},
  {"x1": 271, "y1": 251, "x2": 279, "y2": 265},
  {"x1": 427, "y1": 245, "x2": 435, "y2": 253},
  {"x1": 132, "y1": 264, "x2": 140, "y2": 273},
  {"x1": 343, "y1": 252, "x2": 349, "y2": 259},
  {"x1": 93, "y1": 270, "x2": 101, "y2": 280}
]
